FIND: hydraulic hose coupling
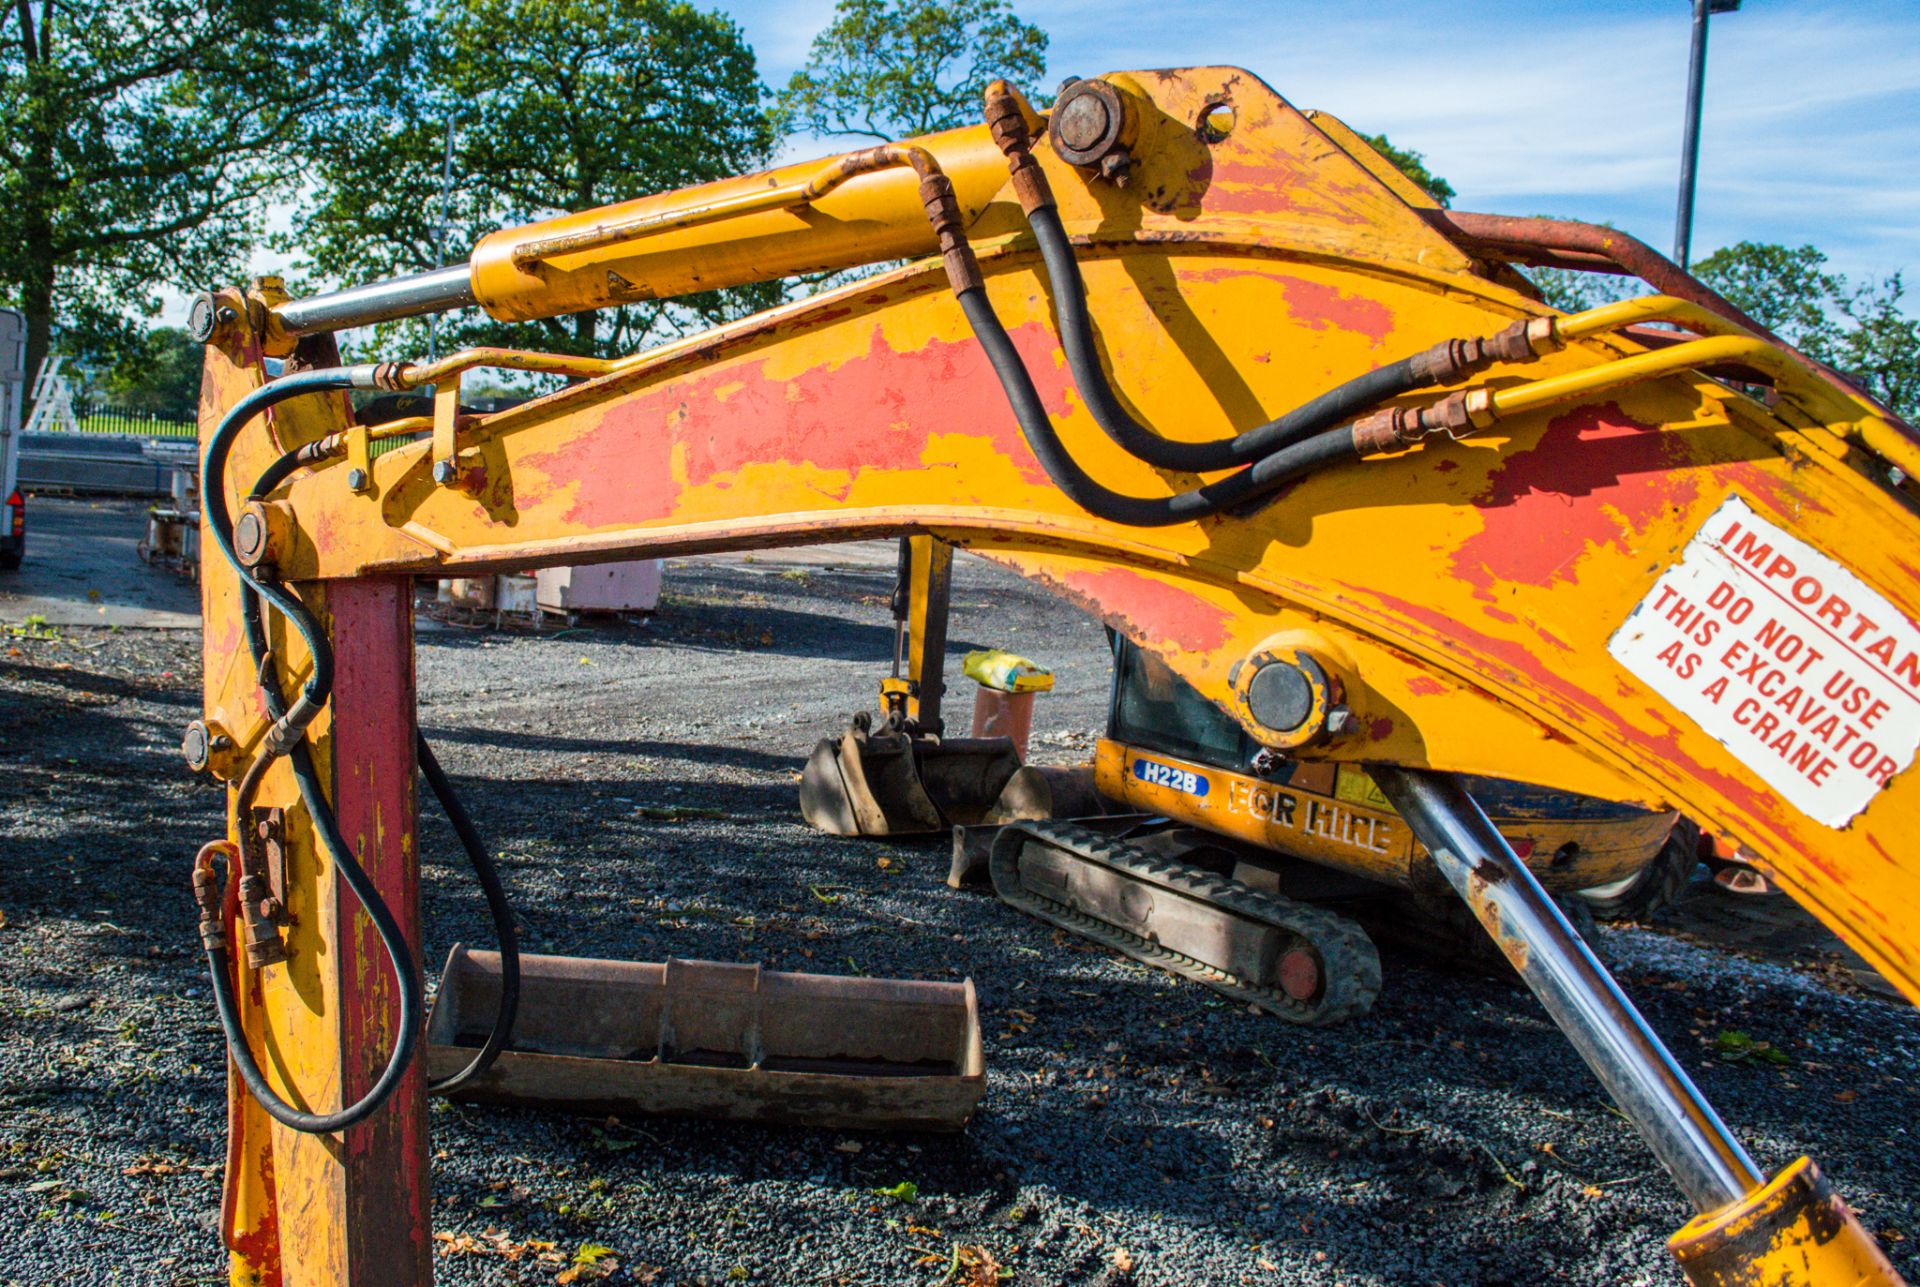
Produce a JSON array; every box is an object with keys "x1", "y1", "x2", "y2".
[
  {"x1": 192, "y1": 841, "x2": 233, "y2": 954},
  {"x1": 985, "y1": 81, "x2": 1055, "y2": 215},
  {"x1": 1407, "y1": 317, "x2": 1560, "y2": 386},
  {"x1": 1352, "y1": 318, "x2": 1561, "y2": 454},
  {"x1": 919, "y1": 170, "x2": 984, "y2": 296}
]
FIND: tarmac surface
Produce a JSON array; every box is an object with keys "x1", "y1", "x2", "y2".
[
  {"x1": 1, "y1": 497, "x2": 1916, "y2": 1286},
  {"x1": 0, "y1": 495, "x2": 199, "y2": 629}
]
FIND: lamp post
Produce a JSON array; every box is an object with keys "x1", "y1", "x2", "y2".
[{"x1": 1673, "y1": 0, "x2": 1741, "y2": 270}]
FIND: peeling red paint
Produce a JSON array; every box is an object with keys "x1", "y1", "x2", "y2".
[
  {"x1": 1179, "y1": 267, "x2": 1394, "y2": 346},
  {"x1": 1059, "y1": 566, "x2": 1236, "y2": 655},
  {"x1": 1405, "y1": 675, "x2": 1449, "y2": 698},
  {"x1": 1275, "y1": 277, "x2": 1394, "y2": 346},
  {"x1": 1339, "y1": 578, "x2": 1790, "y2": 840},
  {"x1": 327, "y1": 578, "x2": 430, "y2": 1278},
  {"x1": 1452, "y1": 403, "x2": 1697, "y2": 603},
  {"x1": 1710, "y1": 459, "x2": 1831, "y2": 522},
  {"x1": 524, "y1": 322, "x2": 1067, "y2": 528}
]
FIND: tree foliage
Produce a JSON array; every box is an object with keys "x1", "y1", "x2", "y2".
[
  {"x1": 776, "y1": 0, "x2": 1048, "y2": 141},
  {"x1": 1695, "y1": 242, "x2": 1918, "y2": 418},
  {"x1": 1523, "y1": 238, "x2": 1917, "y2": 419},
  {"x1": 0, "y1": 0, "x2": 389, "y2": 383},
  {"x1": 290, "y1": 0, "x2": 780, "y2": 359},
  {"x1": 1360, "y1": 133, "x2": 1454, "y2": 208},
  {"x1": 90, "y1": 327, "x2": 200, "y2": 419}
]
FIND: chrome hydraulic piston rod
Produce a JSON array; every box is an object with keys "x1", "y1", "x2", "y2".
[
  {"x1": 276, "y1": 264, "x2": 479, "y2": 336},
  {"x1": 1369, "y1": 766, "x2": 1762, "y2": 1214}
]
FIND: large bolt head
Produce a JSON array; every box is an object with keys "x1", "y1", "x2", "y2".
[
  {"x1": 1047, "y1": 77, "x2": 1129, "y2": 171},
  {"x1": 186, "y1": 294, "x2": 218, "y2": 344},
  {"x1": 1053, "y1": 89, "x2": 1113, "y2": 153},
  {"x1": 1247, "y1": 660, "x2": 1314, "y2": 732},
  {"x1": 346, "y1": 467, "x2": 369, "y2": 491},
  {"x1": 181, "y1": 720, "x2": 211, "y2": 771},
  {"x1": 432, "y1": 459, "x2": 457, "y2": 485},
  {"x1": 233, "y1": 508, "x2": 269, "y2": 566}
]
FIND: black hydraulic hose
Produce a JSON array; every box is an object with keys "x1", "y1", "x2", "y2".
[
  {"x1": 200, "y1": 367, "x2": 425, "y2": 1134},
  {"x1": 958, "y1": 288, "x2": 1358, "y2": 527},
  {"x1": 1027, "y1": 205, "x2": 1429, "y2": 473},
  {"x1": 238, "y1": 447, "x2": 521, "y2": 1095},
  {"x1": 417, "y1": 735, "x2": 520, "y2": 1095}
]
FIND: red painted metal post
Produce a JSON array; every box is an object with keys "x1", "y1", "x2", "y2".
[{"x1": 326, "y1": 575, "x2": 430, "y2": 1283}]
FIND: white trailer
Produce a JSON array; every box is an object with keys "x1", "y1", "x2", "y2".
[{"x1": 0, "y1": 309, "x2": 25, "y2": 568}]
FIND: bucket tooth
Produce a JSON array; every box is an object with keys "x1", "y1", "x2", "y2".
[{"x1": 990, "y1": 820, "x2": 1381, "y2": 1025}]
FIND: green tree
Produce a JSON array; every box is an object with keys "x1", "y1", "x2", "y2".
[
  {"x1": 1831, "y1": 275, "x2": 1920, "y2": 419},
  {"x1": 290, "y1": 0, "x2": 780, "y2": 359},
  {"x1": 776, "y1": 0, "x2": 1048, "y2": 141},
  {"x1": 91, "y1": 327, "x2": 202, "y2": 420},
  {"x1": 1361, "y1": 133, "x2": 1454, "y2": 208},
  {"x1": 1693, "y1": 242, "x2": 1918, "y2": 418},
  {"x1": 1693, "y1": 241, "x2": 1841, "y2": 352},
  {"x1": 0, "y1": 0, "x2": 387, "y2": 388}
]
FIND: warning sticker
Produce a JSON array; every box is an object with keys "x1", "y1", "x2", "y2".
[{"x1": 1608, "y1": 494, "x2": 1920, "y2": 828}]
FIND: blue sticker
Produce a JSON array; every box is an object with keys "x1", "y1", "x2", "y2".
[{"x1": 1132, "y1": 757, "x2": 1210, "y2": 797}]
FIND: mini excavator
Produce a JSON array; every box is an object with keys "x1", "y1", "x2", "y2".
[{"x1": 184, "y1": 67, "x2": 1917, "y2": 1285}]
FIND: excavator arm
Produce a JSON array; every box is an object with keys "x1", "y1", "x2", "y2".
[{"x1": 189, "y1": 66, "x2": 1916, "y2": 1285}]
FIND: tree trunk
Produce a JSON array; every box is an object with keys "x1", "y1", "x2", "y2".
[{"x1": 19, "y1": 219, "x2": 54, "y2": 395}]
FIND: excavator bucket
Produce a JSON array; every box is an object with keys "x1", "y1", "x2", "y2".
[
  {"x1": 425, "y1": 945, "x2": 986, "y2": 1131},
  {"x1": 799, "y1": 713, "x2": 1020, "y2": 837}
]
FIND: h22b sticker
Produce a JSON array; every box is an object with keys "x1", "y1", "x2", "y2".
[{"x1": 1131, "y1": 757, "x2": 1210, "y2": 797}]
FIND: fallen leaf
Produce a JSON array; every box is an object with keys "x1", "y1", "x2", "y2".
[
  {"x1": 1112, "y1": 1246, "x2": 1136, "y2": 1274},
  {"x1": 1835, "y1": 1089, "x2": 1859, "y2": 1103},
  {"x1": 872, "y1": 1180, "x2": 918, "y2": 1203},
  {"x1": 834, "y1": 1140, "x2": 863, "y2": 1154}
]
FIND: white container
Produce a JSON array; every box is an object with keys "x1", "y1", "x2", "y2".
[
  {"x1": 495, "y1": 573, "x2": 539, "y2": 617},
  {"x1": 536, "y1": 560, "x2": 662, "y2": 615}
]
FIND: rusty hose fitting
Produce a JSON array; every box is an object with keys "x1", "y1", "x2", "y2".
[
  {"x1": 1352, "y1": 389, "x2": 1499, "y2": 454},
  {"x1": 985, "y1": 80, "x2": 1056, "y2": 214},
  {"x1": 1408, "y1": 317, "x2": 1564, "y2": 386},
  {"x1": 919, "y1": 171, "x2": 984, "y2": 296},
  {"x1": 1352, "y1": 406, "x2": 1426, "y2": 455},
  {"x1": 192, "y1": 841, "x2": 235, "y2": 954}
]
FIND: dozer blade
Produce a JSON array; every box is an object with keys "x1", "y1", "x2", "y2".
[
  {"x1": 990, "y1": 820, "x2": 1381, "y2": 1025},
  {"x1": 425, "y1": 945, "x2": 986, "y2": 1131},
  {"x1": 799, "y1": 715, "x2": 1019, "y2": 837}
]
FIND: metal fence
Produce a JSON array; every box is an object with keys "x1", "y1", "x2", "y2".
[{"x1": 67, "y1": 403, "x2": 197, "y2": 439}]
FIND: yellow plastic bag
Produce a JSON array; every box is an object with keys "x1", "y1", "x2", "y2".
[{"x1": 962, "y1": 648, "x2": 1054, "y2": 694}]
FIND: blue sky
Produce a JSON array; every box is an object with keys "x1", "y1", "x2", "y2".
[{"x1": 726, "y1": 0, "x2": 1920, "y2": 289}]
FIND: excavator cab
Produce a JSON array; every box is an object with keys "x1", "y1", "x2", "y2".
[{"x1": 1099, "y1": 634, "x2": 1697, "y2": 914}]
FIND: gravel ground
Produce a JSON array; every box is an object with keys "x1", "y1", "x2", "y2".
[{"x1": 2, "y1": 554, "x2": 1917, "y2": 1287}]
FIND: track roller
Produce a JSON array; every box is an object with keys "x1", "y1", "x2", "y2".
[{"x1": 989, "y1": 819, "x2": 1381, "y2": 1025}]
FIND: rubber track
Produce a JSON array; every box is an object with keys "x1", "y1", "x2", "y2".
[{"x1": 990, "y1": 819, "x2": 1381, "y2": 1025}]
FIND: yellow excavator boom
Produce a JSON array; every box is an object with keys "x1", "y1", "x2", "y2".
[{"x1": 186, "y1": 66, "x2": 1914, "y2": 1285}]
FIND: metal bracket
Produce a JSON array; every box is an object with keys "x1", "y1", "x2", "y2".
[
  {"x1": 431, "y1": 375, "x2": 461, "y2": 482},
  {"x1": 251, "y1": 807, "x2": 291, "y2": 924},
  {"x1": 346, "y1": 424, "x2": 375, "y2": 495}
]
